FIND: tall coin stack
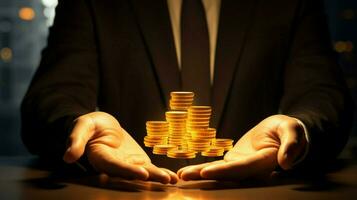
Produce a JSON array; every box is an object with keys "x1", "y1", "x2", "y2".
[
  {"x1": 186, "y1": 106, "x2": 212, "y2": 152},
  {"x1": 165, "y1": 111, "x2": 188, "y2": 148},
  {"x1": 212, "y1": 139, "x2": 234, "y2": 151}
]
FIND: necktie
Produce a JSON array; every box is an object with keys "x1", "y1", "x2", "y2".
[{"x1": 181, "y1": 0, "x2": 210, "y2": 105}]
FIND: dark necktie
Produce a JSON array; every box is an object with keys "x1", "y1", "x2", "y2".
[{"x1": 181, "y1": 0, "x2": 210, "y2": 105}]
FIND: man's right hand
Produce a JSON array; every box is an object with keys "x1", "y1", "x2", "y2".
[{"x1": 63, "y1": 111, "x2": 178, "y2": 184}]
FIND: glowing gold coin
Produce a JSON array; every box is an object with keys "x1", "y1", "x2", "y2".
[
  {"x1": 167, "y1": 149, "x2": 196, "y2": 159},
  {"x1": 153, "y1": 144, "x2": 178, "y2": 155},
  {"x1": 170, "y1": 91, "x2": 194, "y2": 97},
  {"x1": 201, "y1": 152, "x2": 224, "y2": 157}
]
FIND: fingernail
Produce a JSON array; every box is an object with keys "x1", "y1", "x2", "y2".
[
  {"x1": 66, "y1": 147, "x2": 71, "y2": 153},
  {"x1": 284, "y1": 152, "x2": 288, "y2": 159}
]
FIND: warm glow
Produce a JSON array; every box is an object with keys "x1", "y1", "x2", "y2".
[
  {"x1": 19, "y1": 7, "x2": 36, "y2": 21},
  {"x1": 345, "y1": 41, "x2": 354, "y2": 53},
  {"x1": 335, "y1": 41, "x2": 354, "y2": 53},
  {"x1": 0, "y1": 47, "x2": 13, "y2": 62},
  {"x1": 335, "y1": 41, "x2": 347, "y2": 53}
]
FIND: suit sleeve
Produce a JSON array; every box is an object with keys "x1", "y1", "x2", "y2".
[
  {"x1": 21, "y1": 0, "x2": 98, "y2": 159},
  {"x1": 279, "y1": 0, "x2": 354, "y2": 167}
]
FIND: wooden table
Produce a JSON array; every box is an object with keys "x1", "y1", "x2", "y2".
[{"x1": 0, "y1": 156, "x2": 356, "y2": 200}]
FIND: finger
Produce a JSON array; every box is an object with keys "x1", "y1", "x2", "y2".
[
  {"x1": 180, "y1": 161, "x2": 224, "y2": 181},
  {"x1": 63, "y1": 117, "x2": 95, "y2": 163},
  {"x1": 201, "y1": 148, "x2": 277, "y2": 180},
  {"x1": 144, "y1": 164, "x2": 171, "y2": 184},
  {"x1": 177, "y1": 160, "x2": 224, "y2": 178},
  {"x1": 177, "y1": 165, "x2": 194, "y2": 178},
  {"x1": 88, "y1": 145, "x2": 149, "y2": 180},
  {"x1": 277, "y1": 121, "x2": 306, "y2": 170},
  {"x1": 161, "y1": 168, "x2": 179, "y2": 184}
]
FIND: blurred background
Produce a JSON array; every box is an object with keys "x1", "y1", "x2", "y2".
[{"x1": 0, "y1": 0, "x2": 356, "y2": 158}]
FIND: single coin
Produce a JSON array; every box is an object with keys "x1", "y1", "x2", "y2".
[
  {"x1": 146, "y1": 121, "x2": 169, "y2": 126},
  {"x1": 170, "y1": 91, "x2": 194, "y2": 97}
]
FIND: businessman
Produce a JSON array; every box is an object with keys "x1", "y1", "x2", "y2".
[{"x1": 21, "y1": 0, "x2": 353, "y2": 184}]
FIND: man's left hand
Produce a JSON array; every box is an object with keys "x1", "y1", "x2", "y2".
[{"x1": 177, "y1": 115, "x2": 308, "y2": 181}]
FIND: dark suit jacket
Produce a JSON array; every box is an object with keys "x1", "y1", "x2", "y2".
[{"x1": 21, "y1": 0, "x2": 354, "y2": 170}]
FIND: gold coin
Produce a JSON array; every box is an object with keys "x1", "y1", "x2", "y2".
[
  {"x1": 188, "y1": 106, "x2": 211, "y2": 110},
  {"x1": 153, "y1": 144, "x2": 177, "y2": 155},
  {"x1": 201, "y1": 152, "x2": 224, "y2": 157},
  {"x1": 170, "y1": 100, "x2": 193, "y2": 104},
  {"x1": 170, "y1": 104, "x2": 193, "y2": 107},
  {"x1": 146, "y1": 127, "x2": 169, "y2": 132},
  {"x1": 223, "y1": 145, "x2": 234, "y2": 151},
  {"x1": 187, "y1": 124, "x2": 210, "y2": 127},
  {"x1": 147, "y1": 133, "x2": 168, "y2": 137},
  {"x1": 170, "y1": 91, "x2": 194, "y2": 97},
  {"x1": 170, "y1": 99, "x2": 194, "y2": 104},
  {"x1": 187, "y1": 119, "x2": 211, "y2": 123},
  {"x1": 206, "y1": 146, "x2": 225, "y2": 152},
  {"x1": 144, "y1": 136, "x2": 167, "y2": 142},
  {"x1": 201, "y1": 146, "x2": 225, "y2": 156},
  {"x1": 187, "y1": 114, "x2": 211, "y2": 118},
  {"x1": 167, "y1": 149, "x2": 196, "y2": 159},
  {"x1": 170, "y1": 107, "x2": 190, "y2": 110},
  {"x1": 166, "y1": 110, "x2": 188, "y2": 115},
  {"x1": 146, "y1": 129, "x2": 169, "y2": 133},
  {"x1": 146, "y1": 121, "x2": 169, "y2": 125},
  {"x1": 213, "y1": 139, "x2": 234, "y2": 144}
]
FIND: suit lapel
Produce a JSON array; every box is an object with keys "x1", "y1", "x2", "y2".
[
  {"x1": 212, "y1": 0, "x2": 257, "y2": 128},
  {"x1": 130, "y1": 0, "x2": 181, "y2": 106}
]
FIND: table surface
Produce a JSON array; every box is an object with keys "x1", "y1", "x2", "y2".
[{"x1": 0, "y1": 156, "x2": 357, "y2": 200}]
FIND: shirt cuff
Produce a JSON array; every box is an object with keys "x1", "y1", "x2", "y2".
[{"x1": 291, "y1": 118, "x2": 311, "y2": 167}]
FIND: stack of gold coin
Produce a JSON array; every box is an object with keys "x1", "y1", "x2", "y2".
[
  {"x1": 201, "y1": 146, "x2": 225, "y2": 157},
  {"x1": 186, "y1": 106, "x2": 211, "y2": 132},
  {"x1": 169, "y1": 92, "x2": 194, "y2": 111},
  {"x1": 144, "y1": 121, "x2": 169, "y2": 147},
  {"x1": 186, "y1": 106, "x2": 212, "y2": 149},
  {"x1": 144, "y1": 136, "x2": 167, "y2": 147},
  {"x1": 187, "y1": 138, "x2": 211, "y2": 152},
  {"x1": 165, "y1": 111, "x2": 188, "y2": 147},
  {"x1": 212, "y1": 138, "x2": 234, "y2": 151},
  {"x1": 167, "y1": 149, "x2": 196, "y2": 159},
  {"x1": 190, "y1": 128, "x2": 216, "y2": 140},
  {"x1": 153, "y1": 144, "x2": 178, "y2": 155}
]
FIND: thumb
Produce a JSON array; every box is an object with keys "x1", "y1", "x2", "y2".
[
  {"x1": 63, "y1": 116, "x2": 96, "y2": 163},
  {"x1": 277, "y1": 121, "x2": 306, "y2": 170}
]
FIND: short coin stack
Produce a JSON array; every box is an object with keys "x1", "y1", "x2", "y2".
[
  {"x1": 186, "y1": 106, "x2": 211, "y2": 133},
  {"x1": 144, "y1": 121, "x2": 169, "y2": 147},
  {"x1": 153, "y1": 144, "x2": 178, "y2": 155},
  {"x1": 169, "y1": 92, "x2": 194, "y2": 111},
  {"x1": 201, "y1": 146, "x2": 225, "y2": 157},
  {"x1": 187, "y1": 128, "x2": 216, "y2": 152},
  {"x1": 212, "y1": 139, "x2": 234, "y2": 151}
]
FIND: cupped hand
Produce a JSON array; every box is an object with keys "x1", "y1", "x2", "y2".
[
  {"x1": 178, "y1": 115, "x2": 307, "y2": 181},
  {"x1": 63, "y1": 111, "x2": 178, "y2": 184}
]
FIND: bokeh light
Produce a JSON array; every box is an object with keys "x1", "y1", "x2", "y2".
[
  {"x1": 0, "y1": 47, "x2": 13, "y2": 62},
  {"x1": 18, "y1": 7, "x2": 36, "y2": 21},
  {"x1": 334, "y1": 41, "x2": 354, "y2": 53}
]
